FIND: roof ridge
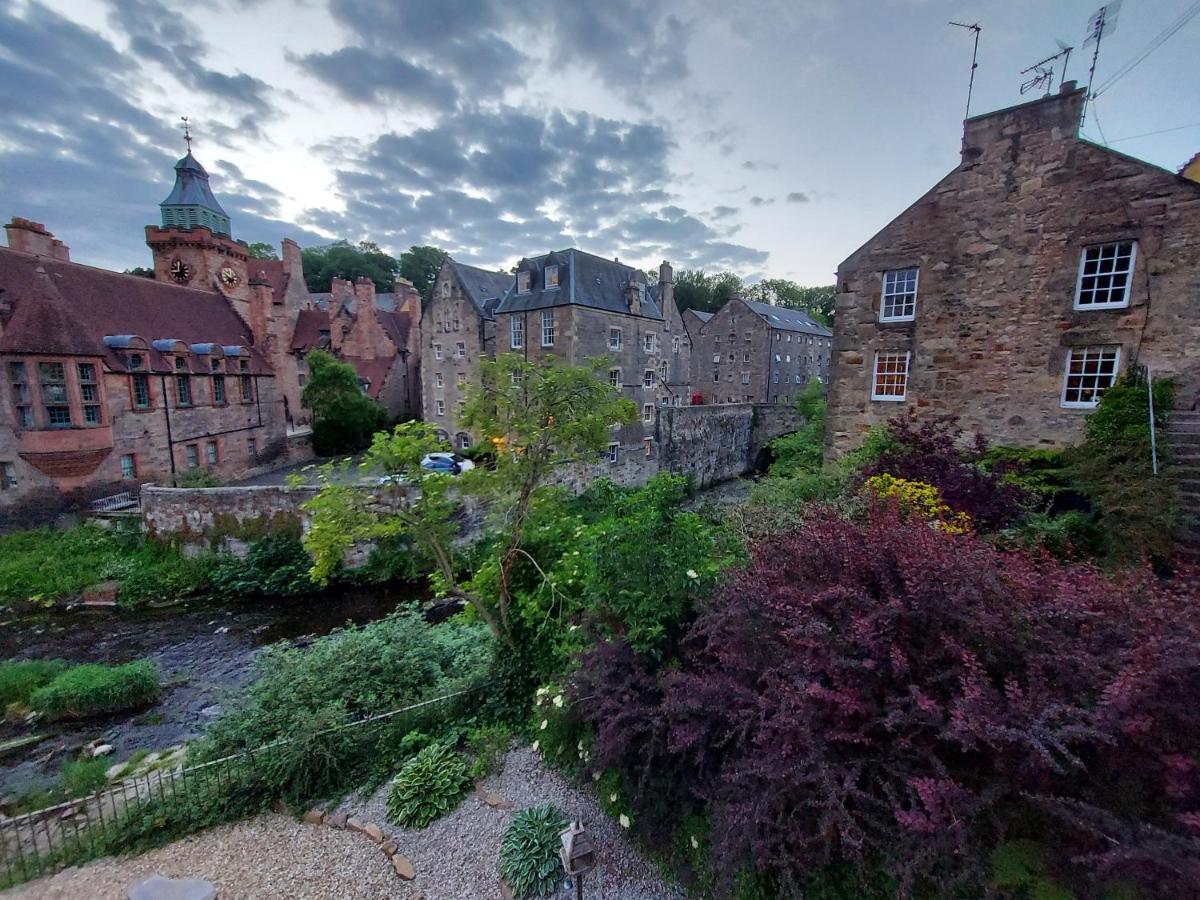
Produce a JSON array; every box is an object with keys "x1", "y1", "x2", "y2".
[{"x1": 0, "y1": 247, "x2": 221, "y2": 296}]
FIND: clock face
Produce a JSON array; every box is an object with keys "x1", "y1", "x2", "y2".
[
  {"x1": 219, "y1": 266, "x2": 240, "y2": 288},
  {"x1": 169, "y1": 259, "x2": 192, "y2": 283}
]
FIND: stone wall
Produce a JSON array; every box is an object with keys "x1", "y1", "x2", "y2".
[
  {"x1": 142, "y1": 483, "x2": 318, "y2": 552},
  {"x1": 826, "y1": 86, "x2": 1200, "y2": 455}
]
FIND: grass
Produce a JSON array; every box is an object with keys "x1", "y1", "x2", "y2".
[
  {"x1": 0, "y1": 659, "x2": 68, "y2": 707},
  {"x1": 29, "y1": 660, "x2": 161, "y2": 720},
  {"x1": 0, "y1": 524, "x2": 213, "y2": 607},
  {"x1": 62, "y1": 756, "x2": 109, "y2": 797}
]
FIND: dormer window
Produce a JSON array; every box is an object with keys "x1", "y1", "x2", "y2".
[
  {"x1": 545, "y1": 265, "x2": 560, "y2": 289},
  {"x1": 128, "y1": 353, "x2": 144, "y2": 371},
  {"x1": 517, "y1": 270, "x2": 531, "y2": 294}
]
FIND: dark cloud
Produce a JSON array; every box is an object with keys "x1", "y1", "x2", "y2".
[
  {"x1": 749, "y1": 196, "x2": 774, "y2": 207},
  {"x1": 786, "y1": 191, "x2": 810, "y2": 203},
  {"x1": 292, "y1": 47, "x2": 459, "y2": 108},
  {"x1": 302, "y1": 106, "x2": 766, "y2": 271},
  {"x1": 742, "y1": 160, "x2": 779, "y2": 171},
  {"x1": 106, "y1": 0, "x2": 279, "y2": 138},
  {"x1": 712, "y1": 205, "x2": 739, "y2": 219}
]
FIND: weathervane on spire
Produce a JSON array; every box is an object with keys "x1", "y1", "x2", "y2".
[{"x1": 181, "y1": 116, "x2": 192, "y2": 153}]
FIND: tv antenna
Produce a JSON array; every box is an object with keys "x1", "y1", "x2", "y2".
[
  {"x1": 1020, "y1": 42, "x2": 1073, "y2": 96},
  {"x1": 949, "y1": 21, "x2": 982, "y2": 120},
  {"x1": 1082, "y1": 1, "x2": 1122, "y2": 125}
]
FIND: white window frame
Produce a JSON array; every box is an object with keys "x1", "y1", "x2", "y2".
[
  {"x1": 643, "y1": 370, "x2": 655, "y2": 388},
  {"x1": 1074, "y1": 241, "x2": 1137, "y2": 310},
  {"x1": 713, "y1": 354, "x2": 721, "y2": 363},
  {"x1": 607, "y1": 442, "x2": 619, "y2": 464},
  {"x1": 871, "y1": 350, "x2": 911, "y2": 402},
  {"x1": 1061, "y1": 345, "x2": 1121, "y2": 409},
  {"x1": 642, "y1": 403, "x2": 654, "y2": 423},
  {"x1": 540, "y1": 309, "x2": 555, "y2": 347},
  {"x1": 880, "y1": 267, "x2": 919, "y2": 322},
  {"x1": 510, "y1": 316, "x2": 523, "y2": 349},
  {"x1": 436, "y1": 399, "x2": 446, "y2": 416},
  {"x1": 455, "y1": 341, "x2": 466, "y2": 358},
  {"x1": 434, "y1": 372, "x2": 444, "y2": 388},
  {"x1": 545, "y1": 264, "x2": 560, "y2": 289},
  {"x1": 609, "y1": 327, "x2": 621, "y2": 351},
  {"x1": 741, "y1": 372, "x2": 750, "y2": 385},
  {"x1": 609, "y1": 368, "x2": 621, "y2": 387},
  {"x1": 433, "y1": 343, "x2": 443, "y2": 360},
  {"x1": 644, "y1": 333, "x2": 657, "y2": 353}
]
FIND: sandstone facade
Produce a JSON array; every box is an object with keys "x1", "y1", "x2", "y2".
[{"x1": 826, "y1": 85, "x2": 1200, "y2": 454}]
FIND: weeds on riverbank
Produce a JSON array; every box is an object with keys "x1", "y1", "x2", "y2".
[{"x1": 0, "y1": 659, "x2": 67, "y2": 709}]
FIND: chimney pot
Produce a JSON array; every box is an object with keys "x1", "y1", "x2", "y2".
[{"x1": 1059, "y1": 79, "x2": 1078, "y2": 94}]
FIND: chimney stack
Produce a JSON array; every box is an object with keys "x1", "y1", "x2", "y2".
[
  {"x1": 5, "y1": 218, "x2": 70, "y2": 262},
  {"x1": 961, "y1": 85, "x2": 1086, "y2": 163}
]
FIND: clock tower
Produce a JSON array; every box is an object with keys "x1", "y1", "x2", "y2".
[{"x1": 145, "y1": 130, "x2": 252, "y2": 318}]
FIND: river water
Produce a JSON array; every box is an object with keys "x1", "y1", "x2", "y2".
[{"x1": 0, "y1": 586, "x2": 419, "y2": 800}]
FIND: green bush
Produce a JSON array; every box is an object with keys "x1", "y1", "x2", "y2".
[
  {"x1": 466, "y1": 723, "x2": 512, "y2": 781},
  {"x1": 198, "y1": 612, "x2": 490, "y2": 803},
  {"x1": 303, "y1": 350, "x2": 388, "y2": 456},
  {"x1": 982, "y1": 446, "x2": 1076, "y2": 506},
  {"x1": 174, "y1": 469, "x2": 221, "y2": 488},
  {"x1": 996, "y1": 510, "x2": 1103, "y2": 559},
  {"x1": 498, "y1": 804, "x2": 568, "y2": 899},
  {"x1": 0, "y1": 659, "x2": 67, "y2": 707},
  {"x1": 30, "y1": 661, "x2": 160, "y2": 720},
  {"x1": 385, "y1": 742, "x2": 469, "y2": 828},
  {"x1": 62, "y1": 756, "x2": 109, "y2": 797},
  {"x1": 767, "y1": 380, "x2": 827, "y2": 476},
  {"x1": 209, "y1": 534, "x2": 315, "y2": 599}
]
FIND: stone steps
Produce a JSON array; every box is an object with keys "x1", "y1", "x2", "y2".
[{"x1": 1167, "y1": 411, "x2": 1200, "y2": 554}]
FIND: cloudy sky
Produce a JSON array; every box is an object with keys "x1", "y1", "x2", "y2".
[{"x1": 1, "y1": 0, "x2": 1196, "y2": 284}]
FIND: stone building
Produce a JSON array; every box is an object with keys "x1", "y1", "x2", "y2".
[
  {"x1": 0, "y1": 219, "x2": 293, "y2": 525},
  {"x1": 688, "y1": 297, "x2": 831, "y2": 405},
  {"x1": 422, "y1": 250, "x2": 692, "y2": 460},
  {"x1": 294, "y1": 276, "x2": 422, "y2": 422},
  {"x1": 825, "y1": 83, "x2": 1200, "y2": 455}
]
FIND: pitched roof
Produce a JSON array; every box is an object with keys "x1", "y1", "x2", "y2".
[
  {"x1": 290, "y1": 308, "x2": 331, "y2": 351},
  {"x1": 249, "y1": 258, "x2": 290, "y2": 298},
  {"x1": 160, "y1": 152, "x2": 230, "y2": 217},
  {"x1": 0, "y1": 247, "x2": 265, "y2": 371},
  {"x1": 375, "y1": 310, "x2": 411, "y2": 350},
  {"x1": 449, "y1": 260, "x2": 512, "y2": 318},
  {"x1": 687, "y1": 309, "x2": 714, "y2": 323},
  {"x1": 494, "y1": 248, "x2": 663, "y2": 319},
  {"x1": 343, "y1": 356, "x2": 395, "y2": 399},
  {"x1": 743, "y1": 299, "x2": 831, "y2": 336},
  {"x1": 310, "y1": 291, "x2": 402, "y2": 314}
]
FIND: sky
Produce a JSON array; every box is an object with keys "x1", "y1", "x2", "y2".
[{"x1": 0, "y1": 0, "x2": 1197, "y2": 284}]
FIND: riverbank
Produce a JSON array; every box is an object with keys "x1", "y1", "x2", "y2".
[{"x1": 0, "y1": 586, "x2": 418, "y2": 804}]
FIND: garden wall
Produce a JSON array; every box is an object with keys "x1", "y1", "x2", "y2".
[{"x1": 141, "y1": 484, "x2": 318, "y2": 555}]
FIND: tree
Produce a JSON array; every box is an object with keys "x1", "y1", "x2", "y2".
[
  {"x1": 247, "y1": 242, "x2": 279, "y2": 260},
  {"x1": 301, "y1": 240, "x2": 400, "y2": 293},
  {"x1": 398, "y1": 245, "x2": 448, "y2": 307},
  {"x1": 300, "y1": 350, "x2": 387, "y2": 455},
  {"x1": 124, "y1": 267, "x2": 154, "y2": 279},
  {"x1": 745, "y1": 279, "x2": 836, "y2": 325},
  {"x1": 674, "y1": 269, "x2": 743, "y2": 314},
  {"x1": 304, "y1": 353, "x2": 638, "y2": 646}
]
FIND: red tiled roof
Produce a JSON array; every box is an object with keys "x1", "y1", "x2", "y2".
[
  {"x1": 291, "y1": 308, "x2": 331, "y2": 351},
  {"x1": 344, "y1": 356, "x2": 394, "y2": 399},
  {"x1": 249, "y1": 258, "x2": 290, "y2": 299},
  {"x1": 376, "y1": 310, "x2": 411, "y2": 349},
  {"x1": 0, "y1": 248, "x2": 264, "y2": 371}
]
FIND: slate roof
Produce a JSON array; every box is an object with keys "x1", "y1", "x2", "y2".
[
  {"x1": 448, "y1": 260, "x2": 512, "y2": 319},
  {"x1": 743, "y1": 299, "x2": 831, "y2": 336},
  {"x1": 494, "y1": 248, "x2": 663, "y2": 319},
  {"x1": 0, "y1": 248, "x2": 268, "y2": 373},
  {"x1": 687, "y1": 309, "x2": 714, "y2": 323},
  {"x1": 159, "y1": 152, "x2": 230, "y2": 217}
]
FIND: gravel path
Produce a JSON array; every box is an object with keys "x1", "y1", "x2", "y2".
[
  {"x1": 2, "y1": 814, "x2": 397, "y2": 900},
  {"x1": 335, "y1": 744, "x2": 686, "y2": 900},
  {"x1": 5, "y1": 746, "x2": 684, "y2": 900}
]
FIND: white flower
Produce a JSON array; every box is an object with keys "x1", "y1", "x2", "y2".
[
  {"x1": 553, "y1": 694, "x2": 564, "y2": 708},
  {"x1": 531, "y1": 740, "x2": 539, "y2": 752},
  {"x1": 577, "y1": 740, "x2": 584, "y2": 751},
  {"x1": 569, "y1": 624, "x2": 579, "y2": 632},
  {"x1": 691, "y1": 835, "x2": 699, "y2": 849},
  {"x1": 592, "y1": 771, "x2": 601, "y2": 781},
  {"x1": 535, "y1": 686, "x2": 548, "y2": 698},
  {"x1": 619, "y1": 814, "x2": 631, "y2": 829},
  {"x1": 540, "y1": 719, "x2": 548, "y2": 730},
  {"x1": 686, "y1": 569, "x2": 699, "y2": 579},
  {"x1": 609, "y1": 792, "x2": 618, "y2": 803}
]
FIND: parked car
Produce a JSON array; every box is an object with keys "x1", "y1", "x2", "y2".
[{"x1": 420, "y1": 452, "x2": 476, "y2": 476}]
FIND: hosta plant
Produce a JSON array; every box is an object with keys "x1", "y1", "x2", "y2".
[
  {"x1": 385, "y1": 742, "x2": 469, "y2": 828},
  {"x1": 498, "y1": 804, "x2": 567, "y2": 899}
]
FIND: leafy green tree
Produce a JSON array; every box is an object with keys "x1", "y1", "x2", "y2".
[
  {"x1": 398, "y1": 245, "x2": 449, "y2": 307},
  {"x1": 674, "y1": 269, "x2": 743, "y2": 314},
  {"x1": 767, "y1": 379, "x2": 828, "y2": 476},
  {"x1": 123, "y1": 267, "x2": 155, "y2": 279},
  {"x1": 745, "y1": 279, "x2": 836, "y2": 325},
  {"x1": 300, "y1": 350, "x2": 387, "y2": 455},
  {"x1": 247, "y1": 241, "x2": 279, "y2": 260},
  {"x1": 304, "y1": 354, "x2": 637, "y2": 645},
  {"x1": 301, "y1": 240, "x2": 400, "y2": 293}
]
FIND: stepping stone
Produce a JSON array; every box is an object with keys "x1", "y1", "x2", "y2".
[
  {"x1": 128, "y1": 874, "x2": 215, "y2": 900},
  {"x1": 392, "y1": 854, "x2": 415, "y2": 880},
  {"x1": 302, "y1": 808, "x2": 325, "y2": 825},
  {"x1": 362, "y1": 823, "x2": 384, "y2": 843},
  {"x1": 484, "y1": 792, "x2": 512, "y2": 810}
]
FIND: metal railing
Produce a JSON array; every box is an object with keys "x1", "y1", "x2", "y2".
[
  {"x1": 0, "y1": 687, "x2": 478, "y2": 888},
  {"x1": 90, "y1": 490, "x2": 139, "y2": 513}
]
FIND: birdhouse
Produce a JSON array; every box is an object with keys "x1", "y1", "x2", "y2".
[{"x1": 559, "y1": 821, "x2": 597, "y2": 876}]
